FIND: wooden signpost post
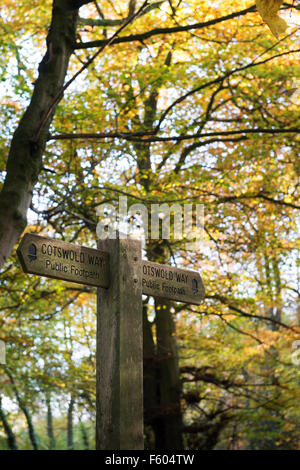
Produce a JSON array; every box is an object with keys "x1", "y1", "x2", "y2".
[{"x1": 17, "y1": 232, "x2": 205, "y2": 450}]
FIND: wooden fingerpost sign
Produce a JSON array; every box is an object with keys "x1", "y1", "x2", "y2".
[
  {"x1": 96, "y1": 233, "x2": 143, "y2": 450},
  {"x1": 17, "y1": 231, "x2": 205, "y2": 450},
  {"x1": 17, "y1": 233, "x2": 109, "y2": 288}
]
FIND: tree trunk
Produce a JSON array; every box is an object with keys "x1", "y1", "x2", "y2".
[
  {"x1": 0, "y1": 0, "x2": 79, "y2": 269},
  {"x1": 46, "y1": 393, "x2": 56, "y2": 449},
  {"x1": 67, "y1": 394, "x2": 75, "y2": 449},
  {"x1": 79, "y1": 419, "x2": 89, "y2": 450},
  {"x1": 144, "y1": 240, "x2": 184, "y2": 450},
  {"x1": 5, "y1": 368, "x2": 39, "y2": 450},
  {"x1": 133, "y1": 49, "x2": 183, "y2": 448},
  {"x1": 143, "y1": 299, "x2": 157, "y2": 448},
  {"x1": 152, "y1": 297, "x2": 183, "y2": 450},
  {"x1": 0, "y1": 396, "x2": 19, "y2": 450}
]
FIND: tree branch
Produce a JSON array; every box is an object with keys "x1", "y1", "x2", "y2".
[
  {"x1": 48, "y1": 47, "x2": 300, "y2": 144},
  {"x1": 33, "y1": 0, "x2": 150, "y2": 143},
  {"x1": 206, "y1": 294, "x2": 296, "y2": 331},
  {"x1": 72, "y1": 0, "x2": 94, "y2": 8},
  {"x1": 78, "y1": 1, "x2": 164, "y2": 27},
  {"x1": 49, "y1": 127, "x2": 300, "y2": 143},
  {"x1": 153, "y1": 48, "x2": 300, "y2": 132},
  {"x1": 75, "y1": 5, "x2": 257, "y2": 49}
]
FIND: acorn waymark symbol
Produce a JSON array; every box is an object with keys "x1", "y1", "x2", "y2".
[
  {"x1": 192, "y1": 278, "x2": 198, "y2": 295},
  {"x1": 28, "y1": 243, "x2": 37, "y2": 262}
]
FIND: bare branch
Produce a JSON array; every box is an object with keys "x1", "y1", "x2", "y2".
[
  {"x1": 78, "y1": 1, "x2": 164, "y2": 27},
  {"x1": 49, "y1": 127, "x2": 300, "y2": 143},
  {"x1": 206, "y1": 294, "x2": 297, "y2": 331},
  {"x1": 74, "y1": 5, "x2": 257, "y2": 49}
]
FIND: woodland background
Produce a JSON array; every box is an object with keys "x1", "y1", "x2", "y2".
[{"x1": 0, "y1": 0, "x2": 299, "y2": 450}]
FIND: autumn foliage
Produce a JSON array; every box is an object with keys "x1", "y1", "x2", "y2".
[{"x1": 0, "y1": 0, "x2": 299, "y2": 450}]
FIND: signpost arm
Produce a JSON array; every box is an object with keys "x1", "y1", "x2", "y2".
[{"x1": 96, "y1": 234, "x2": 144, "y2": 450}]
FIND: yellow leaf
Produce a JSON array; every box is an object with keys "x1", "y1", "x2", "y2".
[{"x1": 256, "y1": 0, "x2": 288, "y2": 38}]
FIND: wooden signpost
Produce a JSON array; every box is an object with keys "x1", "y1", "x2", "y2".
[
  {"x1": 142, "y1": 260, "x2": 205, "y2": 305},
  {"x1": 17, "y1": 232, "x2": 205, "y2": 450},
  {"x1": 17, "y1": 233, "x2": 109, "y2": 288}
]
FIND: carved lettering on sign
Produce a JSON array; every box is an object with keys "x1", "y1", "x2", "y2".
[
  {"x1": 17, "y1": 234, "x2": 109, "y2": 288},
  {"x1": 141, "y1": 260, "x2": 204, "y2": 304}
]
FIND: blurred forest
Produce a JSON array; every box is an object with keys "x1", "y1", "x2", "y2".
[{"x1": 0, "y1": 0, "x2": 299, "y2": 450}]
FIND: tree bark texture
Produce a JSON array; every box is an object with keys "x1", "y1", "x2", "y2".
[{"x1": 0, "y1": 0, "x2": 79, "y2": 269}]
